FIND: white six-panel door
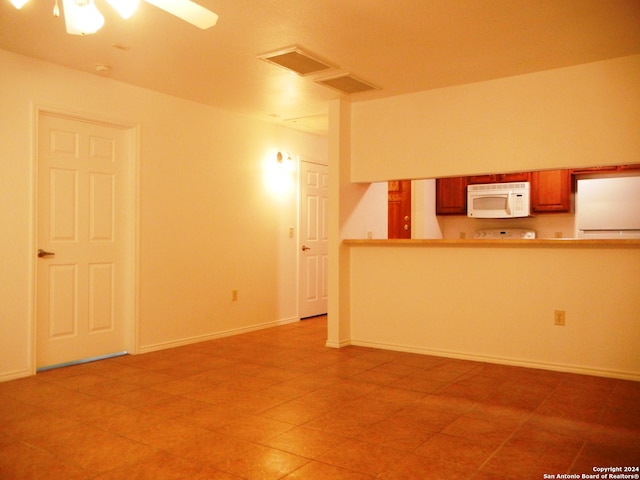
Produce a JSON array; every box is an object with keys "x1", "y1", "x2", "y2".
[
  {"x1": 299, "y1": 161, "x2": 328, "y2": 319},
  {"x1": 36, "y1": 113, "x2": 131, "y2": 368}
]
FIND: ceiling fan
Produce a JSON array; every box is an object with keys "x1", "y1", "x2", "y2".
[{"x1": 9, "y1": 0, "x2": 218, "y2": 35}]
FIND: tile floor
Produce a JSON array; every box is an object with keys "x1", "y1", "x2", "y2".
[{"x1": 1, "y1": 316, "x2": 638, "y2": 479}]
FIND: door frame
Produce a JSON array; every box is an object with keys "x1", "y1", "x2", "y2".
[{"x1": 30, "y1": 105, "x2": 140, "y2": 374}]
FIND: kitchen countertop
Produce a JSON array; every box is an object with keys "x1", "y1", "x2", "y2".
[{"x1": 344, "y1": 238, "x2": 640, "y2": 248}]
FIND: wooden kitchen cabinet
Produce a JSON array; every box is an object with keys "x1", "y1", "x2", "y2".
[
  {"x1": 530, "y1": 169, "x2": 571, "y2": 213},
  {"x1": 570, "y1": 165, "x2": 617, "y2": 174},
  {"x1": 499, "y1": 172, "x2": 531, "y2": 182},
  {"x1": 436, "y1": 177, "x2": 468, "y2": 215},
  {"x1": 467, "y1": 174, "x2": 496, "y2": 184},
  {"x1": 468, "y1": 172, "x2": 530, "y2": 184},
  {"x1": 618, "y1": 164, "x2": 640, "y2": 171},
  {"x1": 571, "y1": 163, "x2": 640, "y2": 174}
]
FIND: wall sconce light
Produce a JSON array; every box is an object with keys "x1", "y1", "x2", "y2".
[
  {"x1": 265, "y1": 150, "x2": 295, "y2": 196},
  {"x1": 276, "y1": 151, "x2": 295, "y2": 172}
]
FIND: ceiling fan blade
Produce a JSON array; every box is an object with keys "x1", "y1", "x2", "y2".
[{"x1": 144, "y1": 0, "x2": 218, "y2": 29}]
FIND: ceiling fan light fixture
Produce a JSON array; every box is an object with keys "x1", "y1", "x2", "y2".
[
  {"x1": 10, "y1": 0, "x2": 29, "y2": 8},
  {"x1": 105, "y1": 0, "x2": 140, "y2": 19},
  {"x1": 62, "y1": 0, "x2": 105, "y2": 35}
]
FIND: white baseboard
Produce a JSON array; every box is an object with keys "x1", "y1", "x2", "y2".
[
  {"x1": 325, "y1": 339, "x2": 351, "y2": 348},
  {"x1": 349, "y1": 339, "x2": 640, "y2": 382},
  {"x1": 137, "y1": 316, "x2": 300, "y2": 354},
  {"x1": 0, "y1": 368, "x2": 33, "y2": 382}
]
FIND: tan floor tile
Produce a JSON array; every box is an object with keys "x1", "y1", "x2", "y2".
[
  {"x1": 413, "y1": 433, "x2": 500, "y2": 469},
  {"x1": 441, "y1": 415, "x2": 517, "y2": 445},
  {"x1": 262, "y1": 425, "x2": 348, "y2": 458},
  {"x1": 505, "y1": 424, "x2": 584, "y2": 457},
  {"x1": 377, "y1": 452, "x2": 470, "y2": 480},
  {"x1": 387, "y1": 403, "x2": 459, "y2": 433},
  {"x1": 108, "y1": 387, "x2": 178, "y2": 408},
  {"x1": 481, "y1": 443, "x2": 575, "y2": 480},
  {"x1": 177, "y1": 404, "x2": 251, "y2": 431},
  {"x1": 390, "y1": 375, "x2": 446, "y2": 394},
  {"x1": 417, "y1": 393, "x2": 477, "y2": 415},
  {"x1": 166, "y1": 430, "x2": 255, "y2": 465},
  {"x1": 214, "y1": 443, "x2": 309, "y2": 480},
  {"x1": 2, "y1": 410, "x2": 81, "y2": 441},
  {"x1": 215, "y1": 414, "x2": 295, "y2": 442},
  {"x1": 28, "y1": 424, "x2": 158, "y2": 473},
  {"x1": 93, "y1": 451, "x2": 238, "y2": 479},
  {"x1": 317, "y1": 438, "x2": 406, "y2": 477},
  {"x1": 283, "y1": 460, "x2": 375, "y2": 479},
  {"x1": 55, "y1": 397, "x2": 132, "y2": 422},
  {"x1": 261, "y1": 398, "x2": 330, "y2": 424},
  {"x1": 91, "y1": 407, "x2": 166, "y2": 436},
  {"x1": 355, "y1": 417, "x2": 434, "y2": 451},
  {"x1": 0, "y1": 441, "x2": 92, "y2": 480},
  {"x1": 44, "y1": 372, "x2": 139, "y2": 396},
  {"x1": 363, "y1": 384, "x2": 426, "y2": 405},
  {"x1": 124, "y1": 418, "x2": 211, "y2": 450},
  {"x1": 142, "y1": 395, "x2": 210, "y2": 418}
]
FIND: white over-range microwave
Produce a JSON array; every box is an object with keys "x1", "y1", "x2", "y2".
[{"x1": 467, "y1": 182, "x2": 531, "y2": 218}]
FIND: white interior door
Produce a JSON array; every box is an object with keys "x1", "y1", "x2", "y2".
[
  {"x1": 299, "y1": 161, "x2": 329, "y2": 319},
  {"x1": 36, "y1": 112, "x2": 133, "y2": 369}
]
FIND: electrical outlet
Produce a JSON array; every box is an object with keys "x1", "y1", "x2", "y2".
[
  {"x1": 554, "y1": 310, "x2": 565, "y2": 326},
  {"x1": 232, "y1": 289, "x2": 238, "y2": 301}
]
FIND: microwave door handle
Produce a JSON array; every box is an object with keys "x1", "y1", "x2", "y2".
[{"x1": 506, "y1": 191, "x2": 513, "y2": 216}]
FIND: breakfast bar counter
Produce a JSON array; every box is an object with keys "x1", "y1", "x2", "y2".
[
  {"x1": 340, "y1": 236, "x2": 640, "y2": 380},
  {"x1": 344, "y1": 238, "x2": 640, "y2": 248}
]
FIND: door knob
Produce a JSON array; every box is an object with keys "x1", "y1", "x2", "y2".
[
  {"x1": 38, "y1": 249, "x2": 56, "y2": 258},
  {"x1": 301, "y1": 245, "x2": 311, "y2": 251}
]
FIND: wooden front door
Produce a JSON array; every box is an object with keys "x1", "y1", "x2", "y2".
[{"x1": 388, "y1": 180, "x2": 411, "y2": 239}]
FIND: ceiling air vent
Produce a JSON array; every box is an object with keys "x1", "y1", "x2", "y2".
[
  {"x1": 258, "y1": 46, "x2": 335, "y2": 76},
  {"x1": 314, "y1": 73, "x2": 378, "y2": 94}
]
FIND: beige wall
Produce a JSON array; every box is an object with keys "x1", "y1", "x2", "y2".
[
  {"x1": 351, "y1": 55, "x2": 640, "y2": 182},
  {"x1": 0, "y1": 49, "x2": 327, "y2": 380},
  {"x1": 349, "y1": 244, "x2": 640, "y2": 380}
]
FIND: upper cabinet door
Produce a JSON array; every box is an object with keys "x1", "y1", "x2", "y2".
[
  {"x1": 468, "y1": 174, "x2": 496, "y2": 184},
  {"x1": 531, "y1": 170, "x2": 571, "y2": 213},
  {"x1": 436, "y1": 177, "x2": 468, "y2": 215},
  {"x1": 468, "y1": 172, "x2": 530, "y2": 184},
  {"x1": 498, "y1": 172, "x2": 531, "y2": 182}
]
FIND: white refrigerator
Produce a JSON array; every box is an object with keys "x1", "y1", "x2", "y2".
[{"x1": 576, "y1": 174, "x2": 640, "y2": 239}]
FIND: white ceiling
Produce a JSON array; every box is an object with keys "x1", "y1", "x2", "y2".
[{"x1": 2, "y1": 0, "x2": 640, "y2": 135}]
